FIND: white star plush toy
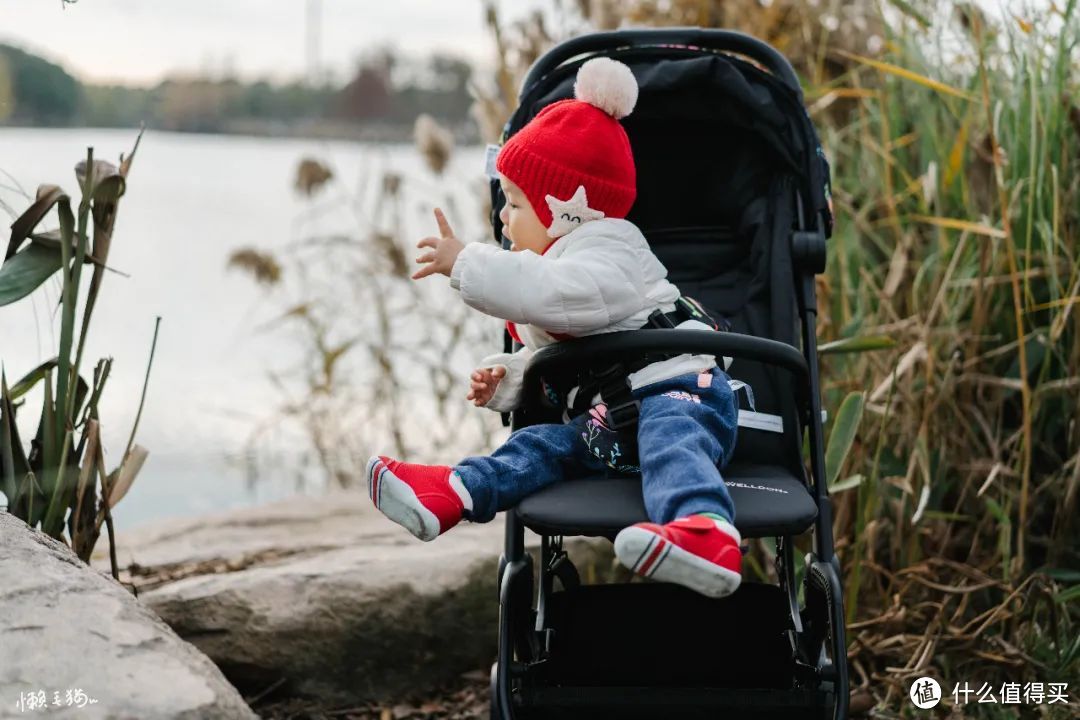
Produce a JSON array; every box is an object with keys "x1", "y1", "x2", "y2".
[{"x1": 545, "y1": 185, "x2": 605, "y2": 238}]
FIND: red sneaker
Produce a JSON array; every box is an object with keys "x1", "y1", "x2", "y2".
[
  {"x1": 366, "y1": 456, "x2": 465, "y2": 541},
  {"x1": 614, "y1": 515, "x2": 742, "y2": 598}
]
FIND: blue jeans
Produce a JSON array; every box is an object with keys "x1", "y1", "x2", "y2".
[{"x1": 454, "y1": 367, "x2": 738, "y2": 525}]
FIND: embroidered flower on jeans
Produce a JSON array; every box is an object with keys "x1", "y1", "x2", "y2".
[
  {"x1": 576, "y1": 408, "x2": 640, "y2": 473},
  {"x1": 661, "y1": 390, "x2": 701, "y2": 403}
]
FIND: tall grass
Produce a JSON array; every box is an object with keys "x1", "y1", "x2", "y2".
[
  {"x1": 476, "y1": 0, "x2": 1079, "y2": 713},
  {"x1": 818, "y1": 2, "x2": 1079, "y2": 709}
]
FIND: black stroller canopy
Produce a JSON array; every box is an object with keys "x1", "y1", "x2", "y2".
[{"x1": 511, "y1": 49, "x2": 829, "y2": 239}]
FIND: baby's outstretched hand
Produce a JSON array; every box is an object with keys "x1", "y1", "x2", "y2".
[
  {"x1": 467, "y1": 366, "x2": 506, "y2": 407},
  {"x1": 413, "y1": 208, "x2": 465, "y2": 280}
]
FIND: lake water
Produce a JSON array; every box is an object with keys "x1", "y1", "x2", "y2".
[{"x1": 0, "y1": 127, "x2": 489, "y2": 529}]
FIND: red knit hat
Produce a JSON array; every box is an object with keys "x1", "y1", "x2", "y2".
[{"x1": 496, "y1": 58, "x2": 638, "y2": 235}]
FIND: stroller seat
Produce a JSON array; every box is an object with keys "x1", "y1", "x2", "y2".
[{"x1": 517, "y1": 462, "x2": 817, "y2": 538}]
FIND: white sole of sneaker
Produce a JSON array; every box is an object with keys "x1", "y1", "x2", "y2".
[
  {"x1": 366, "y1": 456, "x2": 441, "y2": 542},
  {"x1": 614, "y1": 525, "x2": 742, "y2": 599}
]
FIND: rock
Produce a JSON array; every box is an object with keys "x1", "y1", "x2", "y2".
[
  {"x1": 90, "y1": 490, "x2": 611, "y2": 708},
  {"x1": 0, "y1": 512, "x2": 257, "y2": 720}
]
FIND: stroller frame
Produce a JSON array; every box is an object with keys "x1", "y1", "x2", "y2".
[{"x1": 488, "y1": 29, "x2": 849, "y2": 720}]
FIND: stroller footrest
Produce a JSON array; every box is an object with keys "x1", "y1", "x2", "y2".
[{"x1": 520, "y1": 686, "x2": 835, "y2": 719}]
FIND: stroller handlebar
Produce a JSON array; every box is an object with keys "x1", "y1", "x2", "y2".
[
  {"x1": 521, "y1": 28, "x2": 803, "y2": 101},
  {"x1": 521, "y1": 328, "x2": 809, "y2": 412}
]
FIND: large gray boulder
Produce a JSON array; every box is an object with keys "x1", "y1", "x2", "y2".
[
  {"x1": 0, "y1": 512, "x2": 257, "y2": 720},
  {"x1": 90, "y1": 490, "x2": 609, "y2": 709}
]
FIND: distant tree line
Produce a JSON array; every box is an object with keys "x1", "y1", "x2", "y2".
[
  {"x1": 0, "y1": 44, "x2": 476, "y2": 141},
  {"x1": 0, "y1": 44, "x2": 82, "y2": 124}
]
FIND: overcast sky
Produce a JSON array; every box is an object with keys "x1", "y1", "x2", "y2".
[{"x1": 0, "y1": 0, "x2": 545, "y2": 85}]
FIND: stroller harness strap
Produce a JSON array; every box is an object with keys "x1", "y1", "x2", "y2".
[
  {"x1": 540, "y1": 299, "x2": 787, "y2": 463},
  {"x1": 510, "y1": 297, "x2": 730, "y2": 350},
  {"x1": 565, "y1": 297, "x2": 730, "y2": 424}
]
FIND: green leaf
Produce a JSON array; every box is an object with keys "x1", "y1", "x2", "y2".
[
  {"x1": 0, "y1": 243, "x2": 64, "y2": 306},
  {"x1": 825, "y1": 391, "x2": 865, "y2": 487},
  {"x1": 29, "y1": 230, "x2": 106, "y2": 267},
  {"x1": 0, "y1": 372, "x2": 19, "y2": 506},
  {"x1": 885, "y1": 0, "x2": 932, "y2": 28},
  {"x1": 838, "y1": 314, "x2": 864, "y2": 340},
  {"x1": 1043, "y1": 568, "x2": 1080, "y2": 583},
  {"x1": 9, "y1": 358, "x2": 59, "y2": 401},
  {"x1": 16, "y1": 472, "x2": 41, "y2": 525},
  {"x1": 818, "y1": 335, "x2": 897, "y2": 355},
  {"x1": 1, "y1": 372, "x2": 33, "y2": 519},
  {"x1": 53, "y1": 194, "x2": 76, "y2": 451},
  {"x1": 32, "y1": 369, "x2": 85, "y2": 477},
  {"x1": 41, "y1": 461, "x2": 79, "y2": 539},
  {"x1": 1004, "y1": 334, "x2": 1045, "y2": 383},
  {"x1": 921, "y1": 510, "x2": 972, "y2": 523},
  {"x1": 1054, "y1": 585, "x2": 1080, "y2": 605},
  {"x1": 33, "y1": 368, "x2": 57, "y2": 525},
  {"x1": 828, "y1": 474, "x2": 865, "y2": 493},
  {"x1": 983, "y1": 496, "x2": 1010, "y2": 525}
]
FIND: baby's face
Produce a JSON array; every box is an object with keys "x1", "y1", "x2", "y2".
[{"x1": 498, "y1": 175, "x2": 551, "y2": 254}]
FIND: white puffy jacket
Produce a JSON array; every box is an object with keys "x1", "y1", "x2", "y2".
[{"x1": 449, "y1": 218, "x2": 728, "y2": 412}]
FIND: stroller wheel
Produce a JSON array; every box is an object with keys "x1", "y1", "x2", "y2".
[{"x1": 489, "y1": 663, "x2": 503, "y2": 720}]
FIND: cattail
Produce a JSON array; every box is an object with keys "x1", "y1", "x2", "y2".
[
  {"x1": 469, "y1": 87, "x2": 507, "y2": 145},
  {"x1": 371, "y1": 230, "x2": 409, "y2": 279},
  {"x1": 590, "y1": 0, "x2": 620, "y2": 30},
  {"x1": 294, "y1": 157, "x2": 333, "y2": 197},
  {"x1": 413, "y1": 114, "x2": 454, "y2": 176},
  {"x1": 382, "y1": 172, "x2": 402, "y2": 198},
  {"x1": 227, "y1": 248, "x2": 283, "y2": 286}
]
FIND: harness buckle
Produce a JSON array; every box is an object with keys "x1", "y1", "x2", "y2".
[
  {"x1": 592, "y1": 363, "x2": 640, "y2": 431},
  {"x1": 605, "y1": 398, "x2": 641, "y2": 431}
]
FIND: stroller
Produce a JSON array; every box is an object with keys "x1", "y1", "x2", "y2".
[{"x1": 486, "y1": 28, "x2": 847, "y2": 720}]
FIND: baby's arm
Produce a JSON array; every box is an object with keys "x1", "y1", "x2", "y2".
[
  {"x1": 450, "y1": 237, "x2": 645, "y2": 335},
  {"x1": 470, "y1": 346, "x2": 534, "y2": 412}
]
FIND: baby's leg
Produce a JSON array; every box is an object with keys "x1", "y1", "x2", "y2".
[
  {"x1": 636, "y1": 369, "x2": 738, "y2": 525},
  {"x1": 612, "y1": 369, "x2": 742, "y2": 598},
  {"x1": 455, "y1": 421, "x2": 602, "y2": 523},
  {"x1": 369, "y1": 421, "x2": 601, "y2": 540}
]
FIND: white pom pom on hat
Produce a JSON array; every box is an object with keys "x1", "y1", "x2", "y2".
[{"x1": 573, "y1": 57, "x2": 638, "y2": 119}]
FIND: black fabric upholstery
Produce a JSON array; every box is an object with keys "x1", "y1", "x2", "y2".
[
  {"x1": 541, "y1": 582, "x2": 792, "y2": 688},
  {"x1": 516, "y1": 463, "x2": 816, "y2": 539},
  {"x1": 523, "y1": 53, "x2": 811, "y2": 233}
]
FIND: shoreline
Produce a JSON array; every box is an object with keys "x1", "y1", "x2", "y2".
[{"x1": 0, "y1": 119, "x2": 483, "y2": 145}]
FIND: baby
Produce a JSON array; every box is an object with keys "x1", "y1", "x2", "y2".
[{"x1": 367, "y1": 58, "x2": 742, "y2": 598}]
